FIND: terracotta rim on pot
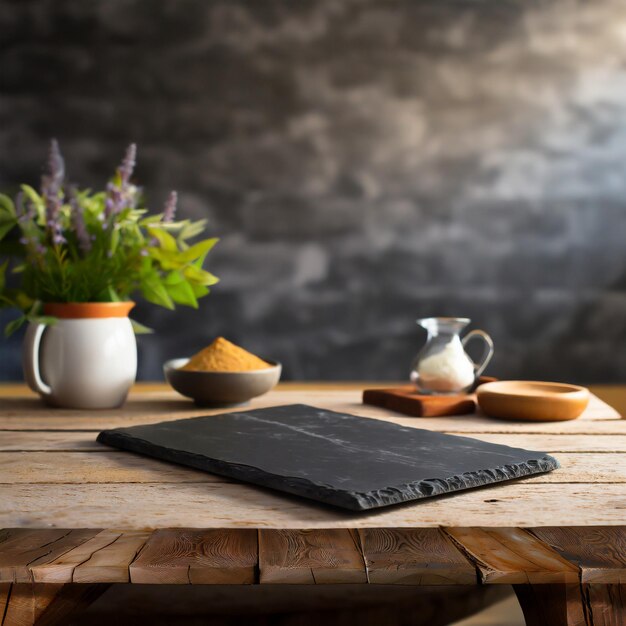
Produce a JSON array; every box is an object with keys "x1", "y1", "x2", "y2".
[{"x1": 43, "y1": 302, "x2": 135, "y2": 319}]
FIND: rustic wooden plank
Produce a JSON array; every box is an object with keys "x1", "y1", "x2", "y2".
[
  {"x1": 129, "y1": 529, "x2": 257, "y2": 584},
  {"x1": 259, "y1": 530, "x2": 366, "y2": 584},
  {"x1": 448, "y1": 434, "x2": 626, "y2": 453},
  {"x1": 73, "y1": 531, "x2": 151, "y2": 583},
  {"x1": 444, "y1": 527, "x2": 579, "y2": 584},
  {"x1": 30, "y1": 530, "x2": 123, "y2": 583},
  {"x1": 358, "y1": 528, "x2": 476, "y2": 585},
  {"x1": 4, "y1": 431, "x2": 626, "y2": 453},
  {"x1": 0, "y1": 452, "x2": 227, "y2": 484},
  {"x1": 529, "y1": 527, "x2": 626, "y2": 584},
  {"x1": 0, "y1": 432, "x2": 103, "y2": 452},
  {"x1": 583, "y1": 583, "x2": 626, "y2": 626},
  {"x1": 0, "y1": 529, "x2": 99, "y2": 583},
  {"x1": 0, "y1": 391, "x2": 621, "y2": 433},
  {"x1": 522, "y1": 453, "x2": 626, "y2": 483},
  {"x1": 2, "y1": 483, "x2": 626, "y2": 529}
]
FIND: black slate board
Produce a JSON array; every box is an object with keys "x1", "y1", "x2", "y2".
[{"x1": 97, "y1": 404, "x2": 559, "y2": 511}]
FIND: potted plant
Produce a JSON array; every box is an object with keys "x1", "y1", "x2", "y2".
[{"x1": 0, "y1": 140, "x2": 218, "y2": 409}]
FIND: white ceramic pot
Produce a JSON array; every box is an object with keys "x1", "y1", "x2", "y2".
[{"x1": 22, "y1": 302, "x2": 137, "y2": 409}]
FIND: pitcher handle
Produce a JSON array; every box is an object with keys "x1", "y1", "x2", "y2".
[
  {"x1": 23, "y1": 322, "x2": 53, "y2": 397},
  {"x1": 462, "y1": 329, "x2": 494, "y2": 378}
]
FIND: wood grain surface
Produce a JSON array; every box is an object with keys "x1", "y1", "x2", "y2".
[
  {"x1": 529, "y1": 527, "x2": 626, "y2": 584},
  {"x1": 258, "y1": 529, "x2": 366, "y2": 584},
  {"x1": 358, "y1": 528, "x2": 477, "y2": 585},
  {"x1": 0, "y1": 389, "x2": 620, "y2": 432},
  {"x1": 1, "y1": 384, "x2": 624, "y2": 620},
  {"x1": 583, "y1": 584, "x2": 626, "y2": 626},
  {"x1": 3, "y1": 483, "x2": 626, "y2": 530},
  {"x1": 444, "y1": 527, "x2": 580, "y2": 584},
  {"x1": 129, "y1": 529, "x2": 258, "y2": 584},
  {"x1": 0, "y1": 529, "x2": 98, "y2": 583},
  {"x1": 0, "y1": 386, "x2": 624, "y2": 529},
  {"x1": 515, "y1": 528, "x2": 626, "y2": 626},
  {"x1": 72, "y1": 531, "x2": 151, "y2": 584},
  {"x1": 31, "y1": 530, "x2": 125, "y2": 584}
]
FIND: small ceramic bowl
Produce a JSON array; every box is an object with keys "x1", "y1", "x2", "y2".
[
  {"x1": 164, "y1": 358, "x2": 282, "y2": 407},
  {"x1": 477, "y1": 380, "x2": 590, "y2": 422}
]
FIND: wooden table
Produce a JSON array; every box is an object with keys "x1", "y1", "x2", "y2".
[{"x1": 0, "y1": 383, "x2": 624, "y2": 625}]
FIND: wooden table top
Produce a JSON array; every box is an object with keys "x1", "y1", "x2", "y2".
[
  {"x1": 1, "y1": 384, "x2": 625, "y2": 626},
  {"x1": 1, "y1": 383, "x2": 624, "y2": 529}
]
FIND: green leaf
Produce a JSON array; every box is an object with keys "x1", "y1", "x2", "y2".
[
  {"x1": 27, "y1": 315, "x2": 57, "y2": 326},
  {"x1": 20, "y1": 185, "x2": 46, "y2": 224},
  {"x1": 0, "y1": 193, "x2": 15, "y2": 212},
  {"x1": 15, "y1": 292, "x2": 35, "y2": 310},
  {"x1": 140, "y1": 274, "x2": 175, "y2": 310},
  {"x1": 130, "y1": 318, "x2": 154, "y2": 334},
  {"x1": 4, "y1": 316, "x2": 25, "y2": 337},
  {"x1": 110, "y1": 228, "x2": 120, "y2": 255},
  {"x1": 148, "y1": 248, "x2": 182, "y2": 270},
  {"x1": 147, "y1": 227, "x2": 177, "y2": 252},
  {"x1": 177, "y1": 238, "x2": 219, "y2": 264},
  {"x1": 163, "y1": 270, "x2": 184, "y2": 286},
  {"x1": 106, "y1": 285, "x2": 121, "y2": 302},
  {"x1": 191, "y1": 283, "x2": 209, "y2": 298},
  {"x1": 178, "y1": 219, "x2": 208, "y2": 242},
  {"x1": 182, "y1": 264, "x2": 219, "y2": 286},
  {"x1": 0, "y1": 195, "x2": 16, "y2": 241},
  {"x1": 165, "y1": 279, "x2": 198, "y2": 308}
]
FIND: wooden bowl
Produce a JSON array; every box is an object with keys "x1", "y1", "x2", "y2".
[
  {"x1": 476, "y1": 380, "x2": 589, "y2": 422},
  {"x1": 164, "y1": 358, "x2": 282, "y2": 407}
]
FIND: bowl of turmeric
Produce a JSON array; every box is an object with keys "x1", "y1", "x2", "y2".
[{"x1": 164, "y1": 337, "x2": 282, "y2": 406}]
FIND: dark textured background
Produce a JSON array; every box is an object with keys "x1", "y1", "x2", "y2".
[{"x1": 1, "y1": 0, "x2": 625, "y2": 383}]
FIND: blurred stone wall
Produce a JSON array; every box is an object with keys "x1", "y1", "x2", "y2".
[{"x1": 1, "y1": 0, "x2": 625, "y2": 382}]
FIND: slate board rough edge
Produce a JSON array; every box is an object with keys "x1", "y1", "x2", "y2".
[{"x1": 97, "y1": 426, "x2": 560, "y2": 512}]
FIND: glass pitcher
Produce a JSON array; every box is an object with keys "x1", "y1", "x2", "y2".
[{"x1": 410, "y1": 317, "x2": 494, "y2": 395}]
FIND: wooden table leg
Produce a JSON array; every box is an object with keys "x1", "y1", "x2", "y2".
[
  {"x1": 582, "y1": 584, "x2": 626, "y2": 626},
  {"x1": 513, "y1": 583, "x2": 587, "y2": 626},
  {"x1": 1, "y1": 583, "x2": 110, "y2": 626}
]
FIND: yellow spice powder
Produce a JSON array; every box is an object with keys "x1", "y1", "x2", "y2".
[{"x1": 181, "y1": 337, "x2": 270, "y2": 372}]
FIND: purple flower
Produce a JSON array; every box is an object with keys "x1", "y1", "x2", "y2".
[
  {"x1": 105, "y1": 144, "x2": 137, "y2": 218},
  {"x1": 69, "y1": 189, "x2": 91, "y2": 254},
  {"x1": 41, "y1": 139, "x2": 65, "y2": 198},
  {"x1": 162, "y1": 191, "x2": 177, "y2": 223},
  {"x1": 40, "y1": 139, "x2": 66, "y2": 246},
  {"x1": 119, "y1": 143, "x2": 136, "y2": 186}
]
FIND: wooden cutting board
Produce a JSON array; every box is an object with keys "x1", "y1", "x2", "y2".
[{"x1": 363, "y1": 377, "x2": 497, "y2": 417}]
